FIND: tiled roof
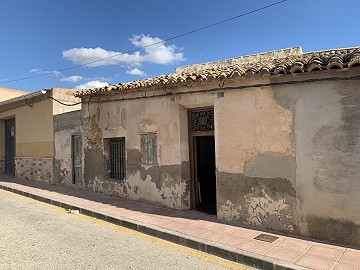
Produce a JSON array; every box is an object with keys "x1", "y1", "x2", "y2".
[{"x1": 75, "y1": 47, "x2": 360, "y2": 98}]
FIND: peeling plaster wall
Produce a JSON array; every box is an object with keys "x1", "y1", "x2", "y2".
[
  {"x1": 215, "y1": 86, "x2": 297, "y2": 233},
  {"x1": 54, "y1": 110, "x2": 83, "y2": 186},
  {"x1": 214, "y1": 71, "x2": 360, "y2": 246},
  {"x1": 82, "y1": 96, "x2": 190, "y2": 210},
  {"x1": 80, "y1": 70, "x2": 360, "y2": 247}
]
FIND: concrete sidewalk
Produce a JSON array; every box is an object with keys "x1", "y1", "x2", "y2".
[{"x1": 0, "y1": 175, "x2": 359, "y2": 270}]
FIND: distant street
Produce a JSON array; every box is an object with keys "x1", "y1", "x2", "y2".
[{"x1": 0, "y1": 190, "x2": 250, "y2": 270}]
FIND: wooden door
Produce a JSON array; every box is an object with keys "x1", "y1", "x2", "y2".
[{"x1": 72, "y1": 135, "x2": 82, "y2": 184}]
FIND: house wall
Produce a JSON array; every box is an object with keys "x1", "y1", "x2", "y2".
[
  {"x1": 215, "y1": 86, "x2": 297, "y2": 233},
  {"x1": 81, "y1": 95, "x2": 192, "y2": 210},
  {"x1": 0, "y1": 98, "x2": 54, "y2": 181},
  {"x1": 81, "y1": 69, "x2": 360, "y2": 247},
  {"x1": 52, "y1": 88, "x2": 81, "y2": 115},
  {"x1": 0, "y1": 87, "x2": 29, "y2": 102},
  {"x1": 0, "y1": 120, "x2": 4, "y2": 173},
  {"x1": 273, "y1": 72, "x2": 360, "y2": 247},
  {"x1": 53, "y1": 110, "x2": 82, "y2": 186},
  {"x1": 214, "y1": 70, "x2": 360, "y2": 247}
]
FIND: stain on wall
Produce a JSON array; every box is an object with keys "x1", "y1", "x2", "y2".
[
  {"x1": 79, "y1": 73, "x2": 360, "y2": 247},
  {"x1": 215, "y1": 87, "x2": 297, "y2": 233},
  {"x1": 217, "y1": 171, "x2": 297, "y2": 233},
  {"x1": 290, "y1": 76, "x2": 360, "y2": 247},
  {"x1": 244, "y1": 153, "x2": 296, "y2": 187},
  {"x1": 81, "y1": 96, "x2": 191, "y2": 210},
  {"x1": 307, "y1": 217, "x2": 360, "y2": 247},
  {"x1": 83, "y1": 148, "x2": 190, "y2": 209},
  {"x1": 312, "y1": 85, "x2": 360, "y2": 195}
]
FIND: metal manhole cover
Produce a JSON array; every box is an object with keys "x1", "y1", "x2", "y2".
[{"x1": 254, "y1": 233, "x2": 279, "y2": 243}]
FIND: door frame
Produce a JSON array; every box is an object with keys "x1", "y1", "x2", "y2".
[
  {"x1": 188, "y1": 107, "x2": 215, "y2": 210},
  {"x1": 71, "y1": 134, "x2": 82, "y2": 184},
  {"x1": 4, "y1": 118, "x2": 16, "y2": 176}
]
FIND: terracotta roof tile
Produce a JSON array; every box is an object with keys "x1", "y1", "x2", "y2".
[{"x1": 76, "y1": 47, "x2": 360, "y2": 98}]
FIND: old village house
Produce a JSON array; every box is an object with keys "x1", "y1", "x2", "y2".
[{"x1": 52, "y1": 47, "x2": 360, "y2": 247}]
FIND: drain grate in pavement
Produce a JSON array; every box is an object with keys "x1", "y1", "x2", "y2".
[{"x1": 254, "y1": 233, "x2": 279, "y2": 243}]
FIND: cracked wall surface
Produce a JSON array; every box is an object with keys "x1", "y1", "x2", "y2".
[
  {"x1": 214, "y1": 87, "x2": 297, "y2": 233},
  {"x1": 80, "y1": 71, "x2": 360, "y2": 247},
  {"x1": 82, "y1": 97, "x2": 190, "y2": 210}
]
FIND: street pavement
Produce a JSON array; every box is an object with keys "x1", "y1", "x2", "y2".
[
  {"x1": 0, "y1": 190, "x2": 251, "y2": 270},
  {"x1": 0, "y1": 175, "x2": 360, "y2": 270}
]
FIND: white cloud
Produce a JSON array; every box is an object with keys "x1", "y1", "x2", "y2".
[
  {"x1": 60, "y1": 75, "x2": 83, "y2": 83},
  {"x1": 30, "y1": 68, "x2": 61, "y2": 76},
  {"x1": 88, "y1": 76, "x2": 112, "y2": 82},
  {"x1": 76, "y1": 80, "x2": 109, "y2": 89},
  {"x1": 62, "y1": 34, "x2": 184, "y2": 67},
  {"x1": 126, "y1": 68, "x2": 147, "y2": 76},
  {"x1": 129, "y1": 34, "x2": 184, "y2": 65}
]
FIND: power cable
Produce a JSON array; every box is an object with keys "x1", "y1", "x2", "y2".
[{"x1": 2, "y1": 0, "x2": 288, "y2": 84}]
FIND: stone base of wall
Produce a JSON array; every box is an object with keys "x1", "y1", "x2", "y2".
[
  {"x1": 0, "y1": 160, "x2": 4, "y2": 174},
  {"x1": 15, "y1": 157, "x2": 52, "y2": 183}
]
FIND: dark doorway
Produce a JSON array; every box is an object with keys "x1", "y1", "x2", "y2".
[
  {"x1": 72, "y1": 135, "x2": 82, "y2": 184},
  {"x1": 195, "y1": 136, "x2": 216, "y2": 215},
  {"x1": 5, "y1": 119, "x2": 15, "y2": 175},
  {"x1": 188, "y1": 108, "x2": 217, "y2": 215}
]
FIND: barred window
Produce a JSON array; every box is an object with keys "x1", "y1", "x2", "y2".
[
  {"x1": 109, "y1": 137, "x2": 126, "y2": 179},
  {"x1": 140, "y1": 133, "x2": 157, "y2": 164}
]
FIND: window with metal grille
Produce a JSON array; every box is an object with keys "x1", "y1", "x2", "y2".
[
  {"x1": 109, "y1": 137, "x2": 126, "y2": 179},
  {"x1": 140, "y1": 133, "x2": 157, "y2": 164}
]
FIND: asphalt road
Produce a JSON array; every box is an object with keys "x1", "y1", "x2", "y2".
[{"x1": 0, "y1": 190, "x2": 251, "y2": 270}]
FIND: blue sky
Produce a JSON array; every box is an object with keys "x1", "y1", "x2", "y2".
[{"x1": 1, "y1": 0, "x2": 359, "y2": 92}]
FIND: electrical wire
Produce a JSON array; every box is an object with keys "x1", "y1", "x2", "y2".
[
  {"x1": 2, "y1": 0, "x2": 288, "y2": 84},
  {"x1": 48, "y1": 96, "x2": 81, "y2": 106}
]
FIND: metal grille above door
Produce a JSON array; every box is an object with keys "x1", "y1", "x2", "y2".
[{"x1": 190, "y1": 109, "x2": 214, "y2": 133}]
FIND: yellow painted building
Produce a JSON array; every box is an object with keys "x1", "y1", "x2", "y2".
[
  {"x1": 0, "y1": 87, "x2": 29, "y2": 102},
  {"x1": 0, "y1": 88, "x2": 80, "y2": 182}
]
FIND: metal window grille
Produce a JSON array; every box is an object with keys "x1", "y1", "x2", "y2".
[
  {"x1": 140, "y1": 133, "x2": 157, "y2": 164},
  {"x1": 190, "y1": 109, "x2": 214, "y2": 133},
  {"x1": 110, "y1": 137, "x2": 126, "y2": 179}
]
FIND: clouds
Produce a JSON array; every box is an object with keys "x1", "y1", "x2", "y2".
[
  {"x1": 62, "y1": 34, "x2": 184, "y2": 68},
  {"x1": 126, "y1": 68, "x2": 147, "y2": 76},
  {"x1": 30, "y1": 68, "x2": 61, "y2": 76},
  {"x1": 76, "y1": 80, "x2": 109, "y2": 89},
  {"x1": 28, "y1": 34, "x2": 184, "y2": 90},
  {"x1": 129, "y1": 35, "x2": 184, "y2": 65},
  {"x1": 60, "y1": 75, "x2": 83, "y2": 83}
]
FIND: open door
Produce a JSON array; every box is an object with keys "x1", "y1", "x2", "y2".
[{"x1": 189, "y1": 108, "x2": 217, "y2": 215}]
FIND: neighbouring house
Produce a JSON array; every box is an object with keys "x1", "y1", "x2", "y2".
[
  {"x1": 75, "y1": 46, "x2": 360, "y2": 247},
  {"x1": 53, "y1": 109, "x2": 83, "y2": 187},
  {"x1": 0, "y1": 87, "x2": 29, "y2": 102},
  {"x1": 0, "y1": 88, "x2": 80, "y2": 182}
]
